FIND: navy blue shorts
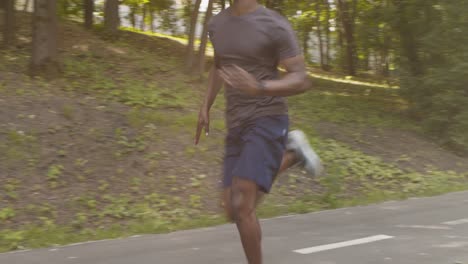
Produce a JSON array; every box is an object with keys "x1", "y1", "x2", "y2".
[{"x1": 223, "y1": 115, "x2": 289, "y2": 193}]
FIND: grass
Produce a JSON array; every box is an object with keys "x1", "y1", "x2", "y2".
[
  {"x1": 120, "y1": 27, "x2": 215, "y2": 55},
  {"x1": 2, "y1": 156, "x2": 466, "y2": 252}
]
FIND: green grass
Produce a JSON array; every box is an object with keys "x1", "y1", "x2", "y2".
[
  {"x1": 120, "y1": 27, "x2": 214, "y2": 55},
  {"x1": 1, "y1": 149, "x2": 466, "y2": 253}
]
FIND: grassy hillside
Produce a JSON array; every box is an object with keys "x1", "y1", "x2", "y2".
[{"x1": 1, "y1": 16, "x2": 467, "y2": 252}]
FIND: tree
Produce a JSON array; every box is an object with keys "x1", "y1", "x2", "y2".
[
  {"x1": 197, "y1": 0, "x2": 214, "y2": 75},
  {"x1": 147, "y1": 0, "x2": 175, "y2": 33},
  {"x1": 140, "y1": 4, "x2": 147, "y2": 31},
  {"x1": 129, "y1": 5, "x2": 137, "y2": 28},
  {"x1": 323, "y1": 0, "x2": 331, "y2": 69},
  {"x1": 291, "y1": 11, "x2": 312, "y2": 64},
  {"x1": 104, "y1": 0, "x2": 120, "y2": 35},
  {"x1": 265, "y1": 0, "x2": 283, "y2": 14},
  {"x1": 24, "y1": 0, "x2": 32, "y2": 11},
  {"x1": 185, "y1": 0, "x2": 202, "y2": 72},
  {"x1": 84, "y1": 0, "x2": 94, "y2": 29},
  {"x1": 336, "y1": 0, "x2": 357, "y2": 75},
  {"x1": 30, "y1": 0, "x2": 60, "y2": 78},
  {"x1": 2, "y1": 0, "x2": 15, "y2": 47},
  {"x1": 393, "y1": 0, "x2": 422, "y2": 76},
  {"x1": 148, "y1": 5, "x2": 155, "y2": 32},
  {"x1": 315, "y1": 1, "x2": 325, "y2": 69}
]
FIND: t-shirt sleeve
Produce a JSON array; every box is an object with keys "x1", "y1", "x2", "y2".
[
  {"x1": 274, "y1": 18, "x2": 302, "y2": 61},
  {"x1": 207, "y1": 18, "x2": 221, "y2": 69}
]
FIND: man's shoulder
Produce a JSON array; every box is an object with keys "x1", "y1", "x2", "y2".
[
  {"x1": 256, "y1": 7, "x2": 292, "y2": 30},
  {"x1": 259, "y1": 7, "x2": 284, "y2": 20}
]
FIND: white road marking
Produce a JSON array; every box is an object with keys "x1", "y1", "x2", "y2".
[
  {"x1": 434, "y1": 241, "x2": 468, "y2": 248},
  {"x1": 442, "y1": 218, "x2": 468, "y2": 226},
  {"x1": 396, "y1": 224, "x2": 452, "y2": 230},
  {"x1": 293, "y1": 235, "x2": 394, "y2": 255},
  {"x1": 380, "y1": 206, "x2": 403, "y2": 210}
]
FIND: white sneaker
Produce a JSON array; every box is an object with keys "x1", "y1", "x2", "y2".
[{"x1": 287, "y1": 130, "x2": 324, "y2": 177}]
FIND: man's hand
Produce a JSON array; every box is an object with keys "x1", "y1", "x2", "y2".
[
  {"x1": 195, "y1": 107, "x2": 210, "y2": 145},
  {"x1": 218, "y1": 65, "x2": 261, "y2": 96}
]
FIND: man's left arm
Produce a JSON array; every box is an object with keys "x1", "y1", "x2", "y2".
[
  {"x1": 260, "y1": 55, "x2": 310, "y2": 97},
  {"x1": 218, "y1": 56, "x2": 310, "y2": 97}
]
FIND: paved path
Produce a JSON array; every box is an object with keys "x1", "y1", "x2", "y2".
[{"x1": 2, "y1": 191, "x2": 468, "y2": 264}]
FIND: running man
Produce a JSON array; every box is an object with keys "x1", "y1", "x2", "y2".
[{"x1": 195, "y1": 1, "x2": 324, "y2": 263}]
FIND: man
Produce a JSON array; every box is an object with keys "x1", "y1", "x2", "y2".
[{"x1": 195, "y1": 1, "x2": 324, "y2": 263}]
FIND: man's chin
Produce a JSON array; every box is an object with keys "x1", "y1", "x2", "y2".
[{"x1": 233, "y1": 0, "x2": 258, "y2": 8}]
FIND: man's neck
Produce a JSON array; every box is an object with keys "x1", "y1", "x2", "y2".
[{"x1": 231, "y1": 1, "x2": 259, "y2": 16}]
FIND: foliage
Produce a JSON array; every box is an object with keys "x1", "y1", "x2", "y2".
[{"x1": 396, "y1": 0, "x2": 468, "y2": 153}]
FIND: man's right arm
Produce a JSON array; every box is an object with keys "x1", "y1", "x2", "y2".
[
  {"x1": 195, "y1": 66, "x2": 223, "y2": 145},
  {"x1": 202, "y1": 66, "x2": 223, "y2": 112}
]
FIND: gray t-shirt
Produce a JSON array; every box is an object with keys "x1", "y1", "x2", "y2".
[{"x1": 208, "y1": 6, "x2": 301, "y2": 129}]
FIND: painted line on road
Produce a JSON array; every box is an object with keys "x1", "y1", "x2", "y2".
[
  {"x1": 442, "y1": 218, "x2": 468, "y2": 226},
  {"x1": 396, "y1": 225, "x2": 452, "y2": 230},
  {"x1": 293, "y1": 235, "x2": 394, "y2": 255}
]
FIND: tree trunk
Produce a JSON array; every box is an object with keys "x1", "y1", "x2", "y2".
[
  {"x1": 149, "y1": 8, "x2": 155, "y2": 33},
  {"x1": 197, "y1": 0, "x2": 214, "y2": 75},
  {"x1": 363, "y1": 48, "x2": 370, "y2": 71},
  {"x1": 3, "y1": 0, "x2": 15, "y2": 47},
  {"x1": 221, "y1": 0, "x2": 226, "y2": 10},
  {"x1": 84, "y1": 0, "x2": 94, "y2": 29},
  {"x1": 104, "y1": 0, "x2": 119, "y2": 36},
  {"x1": 30, "y1": 0, "x2": 60, "y2": 78},
  {"x1": 24, "y1": 0, "x2": 31, "y2": 11},
  {"x1": 380, "y1": 31, "x2": 391, "y2": 76},
  {"x1": 315, "y1": 1, "x2": 325, "y2": 70},
  {"x1": 140, "y1": 4, "x2": 147, "y2": 31},
  {"x1": 302, "y1": 28, "x2": 310, "y2": 63},
  {"x1": 185, "y1": 0, "x2": 202, "y2": 72},
  {"x1": 394, "y1": 0, "x2": 422, "y2": 76},
  {"x1": 337, "y1": 0, "x2": 356, "y2": 76},
  {"x1": 335, "y1": 0, "x2": 345, "y2": 72},
  {"x1": 323, "y1": 0, "x2": 331, "y2": 69},
  {"x1": 129, "y1": 6, "x2": 136, "y2": 28}
]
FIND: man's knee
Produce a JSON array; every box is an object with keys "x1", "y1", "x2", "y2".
[{"x1": 231, "y1": 184, "x2": 256, "y2": 222}]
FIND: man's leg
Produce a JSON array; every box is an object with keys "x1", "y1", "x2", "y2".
[
  {"x1": 231, "y1": 177, "x2": 262, "y2": 264},
  {"x1": 276, "y1": 150, "x2": 299, "y2": 180},
  {"x1": 222, "y1": 187, "x2": 234, "y2": 222},
  {"x1": 222, "y1": 151, "x2": 297, "y2": 264},
  {"x1": 255, "y1": 150, "x2": 298, "y2": 206}
]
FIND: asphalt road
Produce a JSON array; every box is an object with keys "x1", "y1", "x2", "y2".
[{"x1": 2, "y1": 191, "x2": 468, "y2": 264}]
